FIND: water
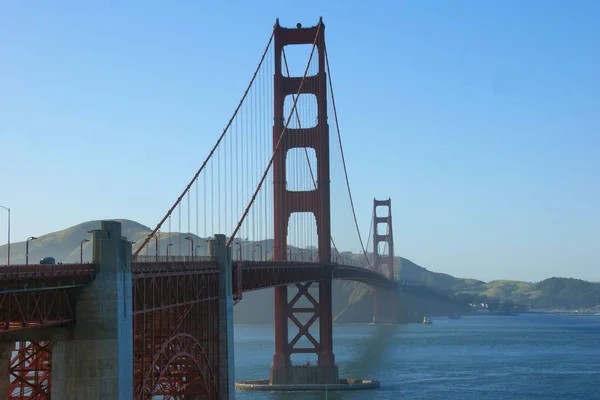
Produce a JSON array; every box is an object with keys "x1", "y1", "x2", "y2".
[{"x1": 234, "y1": 314, "x2": 600, "y2": 399}]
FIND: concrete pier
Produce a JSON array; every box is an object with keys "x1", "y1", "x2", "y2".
[
  {"x1": 208, "y1": 234, "x2": 236, "y2": 400},
  {"x1": 51, "y1": 221, "x2": 133, "y2": 400}
]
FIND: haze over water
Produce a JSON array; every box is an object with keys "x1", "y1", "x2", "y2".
[{"x1": 234, "y1": 314, "x2": 600, "y2": 399}]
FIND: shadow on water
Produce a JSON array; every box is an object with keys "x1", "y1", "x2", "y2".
[{"x1": 342, "y1": 324, "x2": 399, "y2": 379}]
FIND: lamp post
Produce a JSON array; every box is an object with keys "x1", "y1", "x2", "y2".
[
  {"x1": 26, "y1": 236, "x2": 37, "y2": 265},
  {"x1": 166, "y1": 243, "x2": 174, "y2": 260},
  {"x1": 195, "y1": 245, "x2": 203, "y2": 257},
  {"x1": 0, "y1": 206, "x2": 9, "y2": 266},
  {"x1": 185, "y1": 236, "x2": 194, "y2": 257},
  {"x1": 80, "y1": 239, "x2": 90, "y2": 263},
  {"x1": 265, "y1": 250, "x2": 270, "y2": 261},
  {"x1": 148, "y1": 233, "x2": 159, "y2": 261},
  {"x1": 287, "y1": 247, "x2": 292, "y2": 260},
  {"x1": 256, "y1": 243, "x2": 263, "y2": 261},
  {"x1": 235, "y1": 241, "x2": 242, "y2": 260}
]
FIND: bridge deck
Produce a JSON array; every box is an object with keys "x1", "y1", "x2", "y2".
[{"x1": 0, "y1": 260, "x2": 395, "y2": 335}]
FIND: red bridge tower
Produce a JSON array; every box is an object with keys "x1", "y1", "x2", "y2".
[
  {"x1": 270, "y1": 18, "x2": 338, "y2": 384},
  {"x1": 372, "y1": 198, "x2": 397, "y2": 324}
]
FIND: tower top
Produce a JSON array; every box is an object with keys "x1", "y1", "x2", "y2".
[{"x1": 274, "y1": 18, "x2": 324, "y2": 30}]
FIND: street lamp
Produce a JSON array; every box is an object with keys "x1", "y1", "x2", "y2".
[
  {"x1": 0, "y1": 206, "x2": 9, "y2": 266},
  {"x1": 256, "y1": 243, "x2": 263, "y2": 261},
  {"x1": 80, "y1": 239, "x2": 90, "y2": 263},
  {"x1": 265, "y1": 250, "x2": 270, "y2": 261},
  {"x1": 26, "y1": 236, "x2": 37, "y2": 265},
  {"x1": 148, "y1": 233, "x2": 159, "y2": 261},
  {"x1": 234, "y1": 241, "x2": 242, "y2": 260},
  {"x1": 166, "y1": 243, "x2": 174, "y2": 258},
  {"x1": 185, "y1": 236, "x2": 194, "y2": 257},
  {"x1": 195, "y1": 245, "x2": 202, "y2": 257}
]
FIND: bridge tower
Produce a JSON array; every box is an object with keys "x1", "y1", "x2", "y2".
[
  {"x1": 372, "y1": 198, "x2": 397, "y2": 324},
  {"x1": 270, "y1": 18, "x2": 338, "y2": 384}
]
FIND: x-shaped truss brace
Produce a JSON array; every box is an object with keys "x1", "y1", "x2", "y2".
[{"x1": 287, "y1": 282, "x2": 321, "y2": 352}]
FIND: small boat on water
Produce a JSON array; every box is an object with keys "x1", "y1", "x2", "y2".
[{"x1": 422, "y1": 315, "x2": 432, "y2": 324}]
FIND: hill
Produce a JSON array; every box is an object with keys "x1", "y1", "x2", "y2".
[{"x1": 1, "y1": 219, "x2": 598, "y2": 321}]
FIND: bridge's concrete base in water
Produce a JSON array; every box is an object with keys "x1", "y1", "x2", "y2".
[{"x1": 235, "y1": 378, "x2": 380, "y2": 392}]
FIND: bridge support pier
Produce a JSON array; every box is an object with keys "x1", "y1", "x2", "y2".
[
  {"x1": 51, "y1": 221, "x2": 133, "y2": 400},
  {"x1": 373, "y1": 289, "x2": 398, "y2": 324},
  {"x1": 269, "y1": 278, "x2": 339, "y2": 385},
  {"x1": 208, "y1": 234, "x2": 236, "y2": 400},
  {"x1": 0, "y1": 343, "x2": 10, "y2": 397}
]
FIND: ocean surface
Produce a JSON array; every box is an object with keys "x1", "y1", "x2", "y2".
[{"x1": 233, "y1": 314, "x2": 600, "y2": 399}]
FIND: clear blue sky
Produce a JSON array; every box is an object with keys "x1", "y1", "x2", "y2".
[{"x1": 1, "y1": 1, "x2": 598, "y2": 282}]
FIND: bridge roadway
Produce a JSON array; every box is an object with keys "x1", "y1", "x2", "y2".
[{"x1": 0, "y1": 259, "x2": 396, "y2": 336}]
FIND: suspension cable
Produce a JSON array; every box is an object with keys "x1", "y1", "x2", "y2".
[
  {"x1": 134, "y1": 28, "x2": 276, "y2": 258},
  {"x1": 325, "y1": 47, "x2": 372, "y2": 269},
  {"x1": 227, "y1": 22, "x2": 322, "y2": 247},
  {"x1": 365, "y1": 206, "x2": 374, "y2": 257}
]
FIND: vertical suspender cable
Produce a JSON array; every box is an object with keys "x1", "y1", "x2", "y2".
[{"x1": 133, "y1": 29, "x2": 275, "y2": 257}]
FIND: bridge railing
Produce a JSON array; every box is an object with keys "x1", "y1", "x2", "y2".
[
  {"x1": 132, "y1": 256, "x2": 218, "y2": 275},
  {"x1": 330, "y1": 254, "x2": 399, "y2": 282},
  {"x1": 134, "y1": 255, "x2": 215, "y2": 263},
  {"x1": 331, "y1": 254, "x2": 362, "y2": 267},
  {"x1": 0, "y1": 264, "x2": 96, "y2": 280}
]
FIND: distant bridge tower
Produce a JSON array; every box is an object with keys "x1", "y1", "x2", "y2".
[{"x1": 372, "y1": 198, "x2": 397, "y2": 324}]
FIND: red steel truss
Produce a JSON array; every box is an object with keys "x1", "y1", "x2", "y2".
[
  {"x1": 8, "y1": 341, "x2": 51, "y2": 399},
  {"x1": 132, "y1": 261, "x2": 220, "y2": 399},
  {"x1": 0, "y1": 288, "x2": 79, "y2": 334},
  {"x1": 1, "y1": 265, "x2": 94, "y2": 400},
  {"x1": 0, "y1": 264, "x2": 94, "y2": 334}
]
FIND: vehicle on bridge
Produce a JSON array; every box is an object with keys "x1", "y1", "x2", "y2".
[{"x1": 39, "y1": 256, "x2": 56, "y2": 265}]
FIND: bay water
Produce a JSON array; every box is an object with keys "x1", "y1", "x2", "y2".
[{"x1": 234, "y1": 314, "x2": 600, "y2": 399}]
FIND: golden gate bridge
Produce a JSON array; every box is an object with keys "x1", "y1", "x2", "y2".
[{"x1": 0, "y1": 18, "x2": 404, "y2": 399}]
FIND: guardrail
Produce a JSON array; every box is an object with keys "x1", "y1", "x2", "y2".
[
  {"x1": 0, "y1": 264, "x2": 96, "y2": 280},
  {"x1": 134, "y1": 255, "x2": 215, "y2": 263}
]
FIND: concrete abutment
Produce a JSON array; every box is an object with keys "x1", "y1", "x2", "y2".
[{"x1": 51, "y1": 220, "x2": 133, "y2": 399}]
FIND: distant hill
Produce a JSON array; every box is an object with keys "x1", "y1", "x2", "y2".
[
  {"x1": 0, "y1": 219, "x2": 153, "y2": 265},
  {"x1": 1, "y1": 219, "x2": 598, "y2": 321}
]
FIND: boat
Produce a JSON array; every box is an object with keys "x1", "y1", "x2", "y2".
[{"x1": 422, "y1": 315, "x2": 432, "y2": 324}]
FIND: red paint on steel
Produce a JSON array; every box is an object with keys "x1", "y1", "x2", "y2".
[
  {"x1": 132, "y1": 263, "x2": 220, "y2": 399},
  {"x1": 373, "y1": 198, "x2": 397, "y2": 323},
  {"x1": 8, "y1": 341, "x2": 51, "y2": 399},
  {"x1": 271, "y1": 19, "x2": 336, "y2": 370}
]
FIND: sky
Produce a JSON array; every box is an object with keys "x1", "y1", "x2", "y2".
[{"x1": 0, "y1": 1, "x2": 598, "y2": 282}]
